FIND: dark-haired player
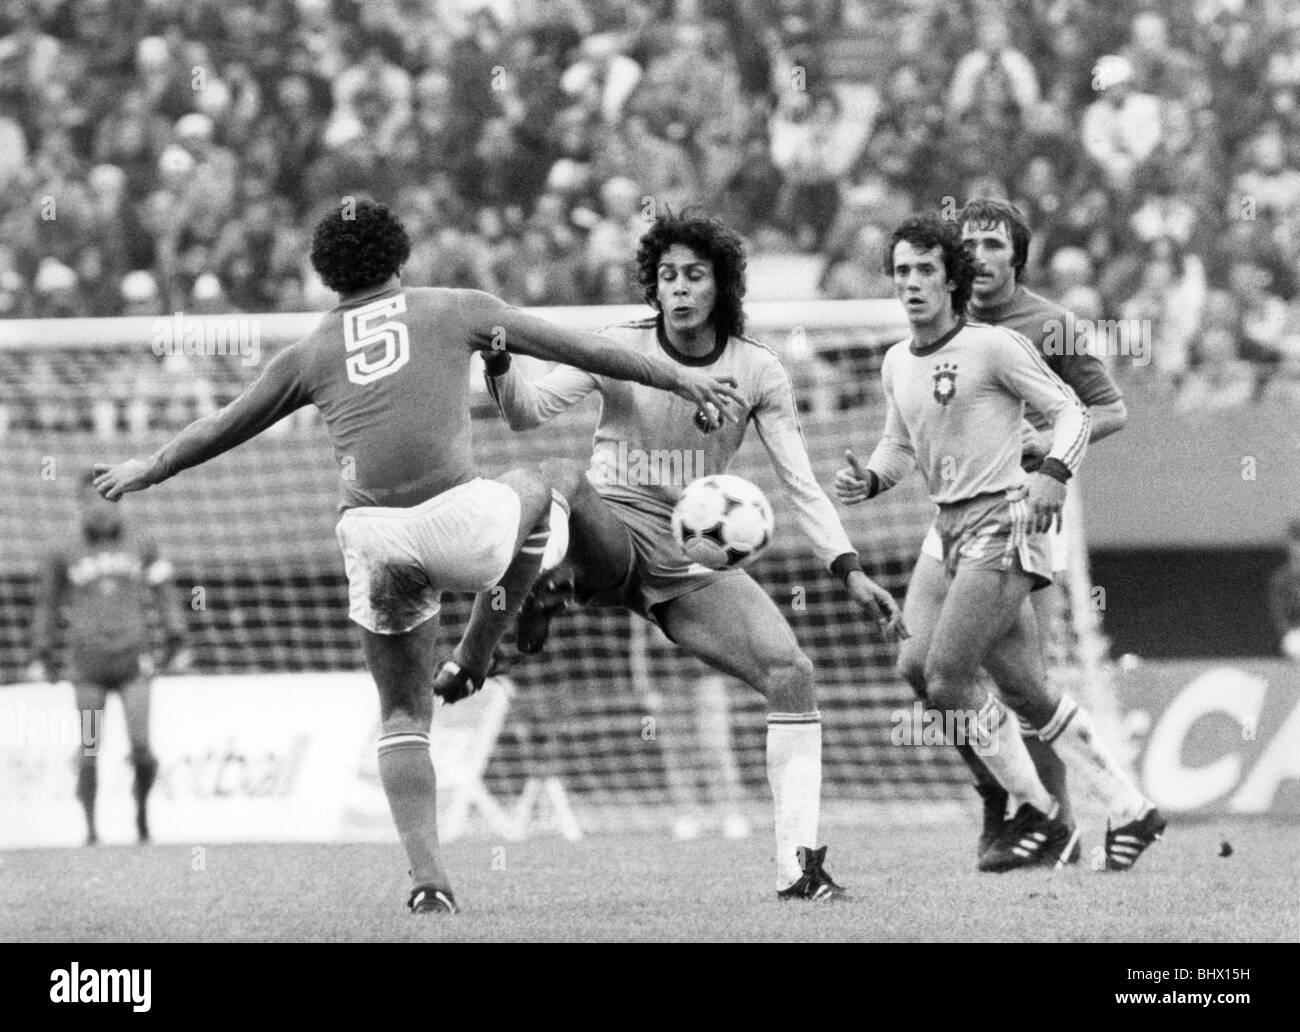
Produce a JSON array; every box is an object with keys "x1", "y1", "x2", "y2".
[
  {"x1": 836, "y1": 213, "x2": 1164, "y2": 872},
  {"x1": 950, "y1": 198, "x2": 1129, "y2": 861},
  {"x1": 93, "y1": 199, "x2": 744, "y2": 915},
  {"x1": 27, "y1": 470, "x2": 186, "y2": 845},
  {"x1": 482, "y1": 207, "x2": 905, "y2": 899}
]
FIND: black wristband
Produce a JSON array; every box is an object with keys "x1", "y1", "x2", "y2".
[
  {"x1": 830, "y1": 552, "x2": 863, "y2": 584},
  {"x1": 1038, "y1": 457, "x2": 1072, "y2": 484},
  {"x1": 483, "y1": 349, "x2": 511, "y2": 377}
]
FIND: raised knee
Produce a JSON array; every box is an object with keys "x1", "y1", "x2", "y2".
[{"x1": 539, "y1": 458, "x2": 587, "y2": 500}]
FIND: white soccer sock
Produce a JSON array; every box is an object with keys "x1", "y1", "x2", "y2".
[
  {"x1": 767, "y1": 712, "x2": 822, "y2": 891},
  {"x1": 969, "y1": 694, "x2": 1055, "y2": 816},
  {"x1": 1038, "y1": 695, "x2": 1146, "y2": 824}
]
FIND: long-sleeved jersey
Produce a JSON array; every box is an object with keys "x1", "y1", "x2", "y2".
[
  {"x1": 866, "y1": 319, "x2": 1090, "y2": 504},
  {"x1": 487, "y1": 316, "x2": 856, "y2": 571},
  {"x1": 145, "y1": 287, "x2": 688, "y2": 510},
  {"x1": 969, "y1": 284, "x2": 1122, "y2": 431},
  {"x1": 30, "y1": 535, "x2": 182, "y2": 683}
]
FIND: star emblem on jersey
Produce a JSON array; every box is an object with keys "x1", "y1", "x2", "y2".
[{"x1": 932, "y1": 362, "x2": 958, "y2": 406}]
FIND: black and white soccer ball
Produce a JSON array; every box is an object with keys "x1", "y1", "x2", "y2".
[{"x1": 671, "y1": 474, "x2": 775, "y2": 570}]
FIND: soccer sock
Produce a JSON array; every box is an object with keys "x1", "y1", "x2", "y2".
[
  {"x1": 967, "y1": 694, "x2": 1056, "y2": 817},
  {"x1": 76, "y1": 758, "x2": 97, "y2": 838},
  {"x1": 456, "y1": 493, "x2": 568, "y2": 677},
  {"x1": 131, "y1": 745, "x2": 158, "y2": 838},
  {"x1": 1023, "y1": 731, "x2": 1072, "y2": 824},
  {"x1": 131, "y1": 745, "x2": 158, "y2": 805},
  {"x1": 767, "y1": 712, "x2": 822, "y2": 890},
  {"x1": 377, "y1": 732, "x2": 449, "y2": 890},
  {"x1": 1038, "y1": 695, "x2": 1146, "y2": 825}
]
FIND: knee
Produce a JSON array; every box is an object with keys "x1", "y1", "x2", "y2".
[
  {"x1": 760, "y1": 649, "x2": 815, "y2": 711},
  {"x1": 896, "y1": 650, "x2": 927, "y2": 699},
  {"x1": 539, "y1": 458, "x2": 587, "y2": 501},
  {"x1": 922, "y1": 651, "x2": 976, "y2": 708},
  {"x1": 130, "y1": 743, "x2": 156, "y2": 769}
]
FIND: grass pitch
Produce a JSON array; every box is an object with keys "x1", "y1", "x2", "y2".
[{"x1": 3, "y1": 819, "x2": 1295, "y2": 943}]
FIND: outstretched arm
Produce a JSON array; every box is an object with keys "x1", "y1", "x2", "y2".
[
  {"x1": 484, "y1": 353, "x2": 599, "y2": 431},
  {"x1": 752, "y1": 361, "x2": 906, "y2": 640},
  {"x1": 95, "y1": 347, "x2": 308, "y2": 500},
  {"x1": 457, "y1": 290, "x2": 746, "y2": 420},
  {"x1": 26, "y1": 552, "x2": 66, "y2": 680}
]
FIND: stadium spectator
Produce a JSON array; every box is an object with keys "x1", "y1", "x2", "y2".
[{"x1": 1080, "y1": 54, "x2": 1162, "y2": 193}]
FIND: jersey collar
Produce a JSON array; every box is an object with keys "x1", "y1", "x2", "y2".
[
  {"x1": 909, "y1": 317, "x2": 965, "y2": 357},
  {"x1": 656, "y1": 316, "x2": 728, "y2": 366}
]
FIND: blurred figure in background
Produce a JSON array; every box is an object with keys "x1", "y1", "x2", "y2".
[{"x1": 1269, "y1": 521, "x2": 1300, "y2": 661}]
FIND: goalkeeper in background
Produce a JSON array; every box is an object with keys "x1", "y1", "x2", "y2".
[
  {"x1": 27, "y1": 469, "x2": 187, "y2": 845},
  {"x1": 479, "y1": 207, "x2": 906, "y2": 900},
  {"x1": 92, "y1": 199, "x2": 743, "y2": 916}
]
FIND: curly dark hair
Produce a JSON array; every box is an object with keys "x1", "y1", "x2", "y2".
[
  {"x1": 959, "y1": 198, "x2": 1031, "y2": 282},
  {"x1": 884, "y1": 212, "x2": 976, "y2": 316},
  {"x1": 310, "y1": 198, "x2": 411, "y2": 295},
  {"x1": 635, "y1": 206, "x2": 746, "y2": 340}
]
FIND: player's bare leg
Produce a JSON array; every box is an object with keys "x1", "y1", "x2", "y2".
[
  {"x1": 922, "y1": 565, "x2": 1058, "y2": 817},
  {"x1": 514, "y1": 458, "x2": 636, "y2": 654},
  {"x1": 73, "y1": 681, "x2": 107, "y2": 845},
  {"x1": 658, "y1": 576, "x2": 841, "y2": 897},
  {"x1": 364, "y1": 617, "x2": 456, "y2": 911},
  {"x1": 982, "y1": 598, "x2": 1161, "y2": 867},
  {"x1": 120, "y1": 674, "x2": 157, "y2": 843},
  {"x1": 1025, "y1": 585, "x2": 1072, "y2": 824},
  {"x1": 895, "y1": 554, "x2": 1012, "y2": 849},
  {"x1": 438, "y1": 468, "x2": 557, "y2": 696}
]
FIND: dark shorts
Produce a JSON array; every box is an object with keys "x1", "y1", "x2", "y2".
[
  {"x1": 585, "y1": 493, "x2": 749, "y2": 629},
  {"x1": 69, "y1": 647, "x2": 144, "y2": 689}
]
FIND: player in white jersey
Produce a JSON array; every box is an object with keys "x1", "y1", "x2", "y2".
[
  {"x1": 835, "y1": 214, "x2": 1165, "y2": 872},
  {"x1": 468, "y1": 208, "x2": 906, "y2": 899}
]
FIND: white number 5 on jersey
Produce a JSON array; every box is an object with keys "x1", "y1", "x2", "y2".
[{"x1": 344, "y1": 293, "x2": 410, "y2": 384}]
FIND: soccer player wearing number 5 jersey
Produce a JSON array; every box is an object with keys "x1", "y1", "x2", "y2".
[
  {"x1": 483, "y1": 208, "x2": 907, "y2": 899},
  {"x1": 835, "y1": 214, "x2": 1165, "y2": 872},
  {"x1": 92, "y1": 199, "x2": 745, "y2": 915}
]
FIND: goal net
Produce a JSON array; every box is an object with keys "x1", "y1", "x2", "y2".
[{"x1": 0, "y1": 301, "x2": 1118, "y2": 836}]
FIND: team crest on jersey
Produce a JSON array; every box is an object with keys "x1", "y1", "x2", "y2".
[{"x1": 932, "y1": 363, "x2": 958, "y2": 406}]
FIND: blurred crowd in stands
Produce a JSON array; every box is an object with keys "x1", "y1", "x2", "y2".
[{"x1": 1, "y1": 0, "x2": 1299, "y2": 432}]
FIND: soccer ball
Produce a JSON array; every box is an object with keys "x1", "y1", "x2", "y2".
[{"x1": 671, "y1": 474, "x2": 775, "y2": 570}]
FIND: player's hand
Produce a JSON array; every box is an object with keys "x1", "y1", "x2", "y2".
[
  {"x1": 24, "y1": 661, "x2": 50, "y2": 684},
  {"x1": 92, "y1": 458, "x2": 158, "y2": 501},
  {"x1": 846, "y1": 570, "x2": 909, "y2": 642},
  {"x1": 834, "y1": 449, "x2": 871, "y2": 505},
  {"x1": 1020, "y1": 422, "x2": 1050, "y2": 472},
  {"x1": 672, "y1": 368, "x2": 746, "y2": 424},
  {"x1": 1026, "y1": 473, "x2": 1067, "y2": 533}
]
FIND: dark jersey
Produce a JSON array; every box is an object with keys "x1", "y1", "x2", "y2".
[
  {"x1": 969, "y1": 285, "x2": 1122, "y2": 430},
  {"x1": 31, "y1": 537, "x2": 173, "y2": 684},
  {"x1": 148, "y1": 286, "x2": 682, "y2": 510}
]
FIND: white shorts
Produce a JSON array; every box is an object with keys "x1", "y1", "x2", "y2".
[
  {"x1": 920, "y1": 507, "x2": 1068, "y2": 573},
  {"x1": 335, "y1": 477, "x2": 520, "y2": 634}
]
